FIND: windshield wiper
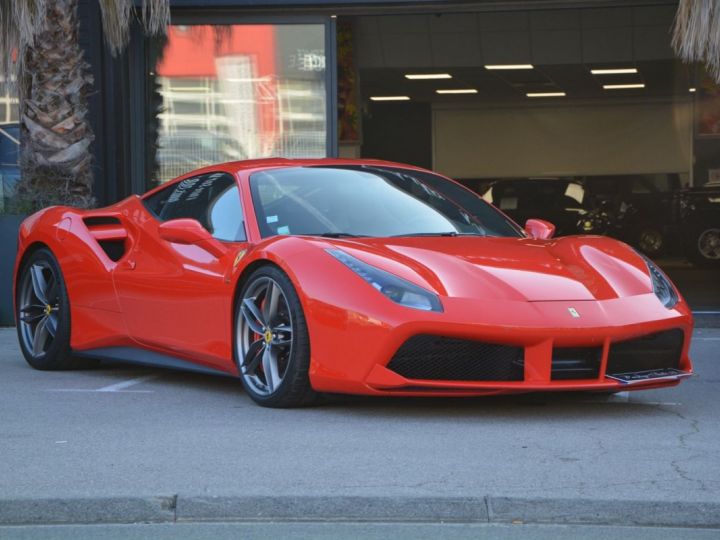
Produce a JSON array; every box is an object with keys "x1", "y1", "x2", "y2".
[
  {"x1": 313, "y1": 232, "x2": 368, "y2": 238},
  {"x1": 391, "y1": 231, "x2": 485, "y2": 237}
]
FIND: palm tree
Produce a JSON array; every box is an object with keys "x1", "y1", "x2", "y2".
[
  {"x1": 673, "y1": 0, "x2": 720, "y2": 82},
  {"x1": 0, "y1": 0, "x2": 168, "y2": 211}
]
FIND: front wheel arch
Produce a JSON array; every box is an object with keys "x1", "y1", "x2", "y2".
[{"x1": 232, "y1": 262, "x2": 317, "y2": 407}]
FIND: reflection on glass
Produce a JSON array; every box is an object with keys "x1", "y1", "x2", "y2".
[
  {"x1": 149, "y1": 24, "x2": 327, "y2": 185},
  {"x1": 0, "y1": 77, "x2": 20, "y2": 213}
]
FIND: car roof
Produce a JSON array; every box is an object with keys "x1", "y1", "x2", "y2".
[
  {"x1": 223, "y1": 157, "x2": 425, "y2": 173},
  {"x1": 140, "y1": 158, "x2": 434, "y2": 199}
]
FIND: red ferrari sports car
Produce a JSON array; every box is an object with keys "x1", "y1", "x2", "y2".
[{"x1": 14, "y1": 159, "x2": 693, "y2": 407}]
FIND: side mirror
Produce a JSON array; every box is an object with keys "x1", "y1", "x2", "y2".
[
  {"x1": 525, "y1": 219, "x2": 556, "y2": 240},
  {"x1": 158, "y1": 218, "x2": 228, "y2": 258}
]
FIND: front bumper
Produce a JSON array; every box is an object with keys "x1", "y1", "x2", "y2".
[{"x1": 306, "y1": 292, "x2": 693, "y2": 396}]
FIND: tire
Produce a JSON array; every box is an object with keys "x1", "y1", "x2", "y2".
[
  {"x1": 234, "y1": 265, "x2": 316, "y2": 408},
  {"x1": 15, "y1": 248, "x2": 96, "y2": 370},
  {"x1": 634, "y1": 226, "x2": 665, "y2": 257},
  {"x1": 686, "y1": 223, "x2": 720, "y2": 268}
]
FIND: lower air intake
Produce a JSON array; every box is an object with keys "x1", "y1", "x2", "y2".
[
  {"x1": 551, "y1": 347, "x2": 602, "y2": 380},
  {"x1": 387, "y1": 335, "x2": 524, "y2": 381},
  {"x1": 606, "y1": 329, "x2": 684, "y2": 375}
]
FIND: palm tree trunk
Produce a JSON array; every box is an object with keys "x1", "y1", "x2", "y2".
[{"x1": 17, "y1": 0, "x2": 95, "y2": 210}]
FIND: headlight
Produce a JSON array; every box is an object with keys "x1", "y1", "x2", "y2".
[
  {"x1": 326, "y1": 249, "x2": 443, "y2": 312},
  {"x1": 643, "y1": 256, "x2": 679, "y2": 309}
]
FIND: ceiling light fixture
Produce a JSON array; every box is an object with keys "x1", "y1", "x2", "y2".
[
  {"x1": 436, "y1": 89, "x2": 478, "y2": 94},
  {"x1": 603, "y1": 83, "x2": 645, "y2": 90},
  {"x1": 484, "y1": 64, "x2": 534, "y2": 70},
  {"x1": 405, "y1": 73, "x2": 452, "y2": 80},
  {"x1": 370, "y1": 96, "x2": 411, "y2": 101},
  {"x1": 526, "y1": 92, "x2": 566, "y2": 97},
  {"x1": 591, "y1": 68, "x2": 638, "y2": 75}
]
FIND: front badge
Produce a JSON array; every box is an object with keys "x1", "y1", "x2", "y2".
[{"x1": 568, "y1": 307, "x2": 580, "y2": 318}]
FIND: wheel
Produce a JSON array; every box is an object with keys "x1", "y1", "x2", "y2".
[
  {"x1": 635, "y1": 226, "x2": 665, "y2": 257},
  {"x1": 234, "y1": 265, "x2": 316, "y2": 408},
  {"x1": 687, "y1": 224, "x2": 720, "y2": 268},
  {"x1": 15, "y1": 248, "x2": 95, "y2": 370}
]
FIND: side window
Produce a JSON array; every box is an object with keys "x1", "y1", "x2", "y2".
[
  {"x1": 142, "y1": 172, "x2": 246, "y2": 241},
  {"x1": 208, "y1": 184, "x2": 245, "y2": 241}
]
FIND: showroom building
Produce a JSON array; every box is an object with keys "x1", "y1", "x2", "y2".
[
  {"x1": 1, "y1": 0, "x2": 718, "y2": 325},
  {"x1": 74, "y1": 0, "x2": 708, "y2": 196}
]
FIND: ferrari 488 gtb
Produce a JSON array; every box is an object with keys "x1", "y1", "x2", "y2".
[{"x1": 14, "y1": 159, "x2": 693, "y2": 407}]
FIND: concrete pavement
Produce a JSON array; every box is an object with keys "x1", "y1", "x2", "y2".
[{"x1": 0, "y1": 326, "x2": 719, "y2": 528}]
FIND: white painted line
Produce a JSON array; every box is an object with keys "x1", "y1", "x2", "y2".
[
  {"x1": 45, "y1": 389, "x2": 153, "y2": 394},
  {"x1": 44, "y1": 374, "x2": 159, "y2": 394},
  {"x1": 693, "y1": 311, "x2": 720, "y2": 315},
  {"x1": 611, "y1": 391, "x2": 630, "y2": 402},
  {"x1": 696, "y1": 337, "x2": 720, "y2": 341},
  {"x1": 577, "y1": 400, "x2": 681, "y2": 406},
  {"x1": 95, "y1": 375, "x2": 159, "y2": 392}
]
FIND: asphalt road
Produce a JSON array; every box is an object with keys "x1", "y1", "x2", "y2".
[{"x1": 0, "y1": 326, "x2": 719, "y2": 530}]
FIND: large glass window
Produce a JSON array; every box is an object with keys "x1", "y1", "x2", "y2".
[{"x1": 147, "y1": 23, "x2": 328, "y2": 186}]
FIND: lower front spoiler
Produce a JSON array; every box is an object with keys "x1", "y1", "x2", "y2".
[{"x1": 363, "y1": 364, "x2": 692, "y2": 397}]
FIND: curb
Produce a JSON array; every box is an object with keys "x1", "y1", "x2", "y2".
[{"x1": 2, "y1": 496, "x2": 720, "y2": 528}]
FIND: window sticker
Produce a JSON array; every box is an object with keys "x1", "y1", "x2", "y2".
[
  {"x1": 266, "y1": 215, "x2": 279, "y2": 223},
  {"x1": 277, "y1": 225, "x2": 290, "y2": 235}
]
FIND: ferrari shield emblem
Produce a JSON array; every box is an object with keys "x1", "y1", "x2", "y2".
[{"x1": 568, "y1": 307, "x2": 580, "y2": 318}]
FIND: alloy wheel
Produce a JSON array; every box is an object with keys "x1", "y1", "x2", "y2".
[
  {"x1": 698, "y1": 228, "x2": 720, "y2": 260},
  {"x1": 237, "y1": 277, "x2": 294, "y2": 396},
  {"x1": 638, "y1": 229, "x2": 663, "y2": 255},
  {"x1": 18, "y1": 261, "x2": 61, "y2": 358}
]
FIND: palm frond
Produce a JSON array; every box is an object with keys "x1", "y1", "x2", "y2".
[
  {"x1": 98, "y1": 0, "x2": 132, "y2": 55},
  {"x1": 98, "y1": 0, "x2": 169, "y2": 56},
  {"x1": 673, "y1": 0, "x2": 720, "y2": 81},
  {"x1": 141, "y1": 0, "x2": 169, "y2": 36},
  {"x1": 1, "y1": 0, "x2": 47, "y2": 94}
]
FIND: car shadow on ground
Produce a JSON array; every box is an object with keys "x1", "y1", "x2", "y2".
[{"x1": 84, "y1": 359, "x2": 678, "y2": 421}]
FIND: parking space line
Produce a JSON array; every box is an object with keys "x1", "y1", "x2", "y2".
[
  {"x1": 95, "y1": 375, "x2": 159, "y2": 392},
  {"x1": 45, "y1": 374, "x2": 160, "y2": 394}
]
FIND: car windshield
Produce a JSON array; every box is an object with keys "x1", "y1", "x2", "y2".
[{"x1": 249, "y1": 165, "x2": 524, "y2": 238}]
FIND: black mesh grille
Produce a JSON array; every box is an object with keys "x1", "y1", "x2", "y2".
[
  {"x1": 607, "y1": 329, "x2": 684, "y2": 375},
  {"x1": 386, "y1": 335, "x2": 524, "y2": 382},
  {"x1": 551, "y1": 347, "x2": 602, "y2": 380}
]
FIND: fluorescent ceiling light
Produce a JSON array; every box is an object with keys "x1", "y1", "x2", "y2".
[
  {"x1": 526, "y1": 92, "x2": 566, "y2": 97},
  {"x1": 603, "y1": 83, "x2": 645, "y2": 90},
  {"x1": 405, "y1": 73, "x2": 452, "y2": 80},
  {"x1": 436, "y1": 89, "x2": 478, "y2": 94},
  {"x1": 370, "y1": 96, "x2": 411, "y2": 101},
  {"x1": 485, "y1": 64, "x2": 534, "y2": 70},
  {"x1": 689, "y1": 87, "x2": 697, "y2": 92},
  {"x1": 591, "y1": 68, "x2": 638, "y2": 75}
]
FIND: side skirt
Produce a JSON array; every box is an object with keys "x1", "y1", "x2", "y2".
[{"x1": 74, "y1": 346, "x2": 238, "y2": 378}]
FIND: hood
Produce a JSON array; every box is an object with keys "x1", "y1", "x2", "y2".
[{"x1": 323, "y1": 236, "x2": 653, "y2": 302}]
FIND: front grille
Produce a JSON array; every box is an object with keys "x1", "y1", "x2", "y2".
[
  {"x1": 386, "y1": 335, "x2": 524, "y2": 381},
  {"x1": 552, "y1": 347, "x2": 602, "y2": 380},
  {"x1": 606, "y1": 329, "x2": 684, "y2": 375}
]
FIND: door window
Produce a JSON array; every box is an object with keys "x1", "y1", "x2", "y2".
[{"x1": 143, "y1": 172, "x2": 246, "y2": 241}]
